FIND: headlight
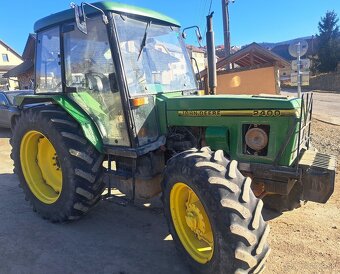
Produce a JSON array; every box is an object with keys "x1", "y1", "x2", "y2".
[{"x1": 245, "y1": 127, "x2": 268, "y2": 151}]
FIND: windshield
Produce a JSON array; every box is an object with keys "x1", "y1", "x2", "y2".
[{"x1": 114, "y1": 15, "x2": 197, "y2": 96}]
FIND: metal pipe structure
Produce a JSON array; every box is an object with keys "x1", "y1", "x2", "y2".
[
  {"x1": 222, "y1": 0, "x2": 232, "y2": 58},
  {"x1": 206, "y1": 12, "x2": 217, "y2": 95}
]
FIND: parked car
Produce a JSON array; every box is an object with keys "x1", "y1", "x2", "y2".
[{"x1": 0, "y1": 90, "x2": 33, "y2": 128}]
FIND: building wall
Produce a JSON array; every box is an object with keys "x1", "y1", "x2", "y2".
[
  {"x1": 187, "y1": 48, "x2": 206, "y2": 73},
  {"x1": 0, "y1": 43, "x2": 22, "y2": 66},
  {"x1": 0, "y1": 72, "x2": 19, "y2": 90},
  {"x1": 191, "y1": 51, "x2": 206, "y2": 72},
  {"x1": 0, "y1": 42, "x2": 23, "y2": 90},
  {"x1": 216, "y1": 66, "x2": 278, "y2": 95}
]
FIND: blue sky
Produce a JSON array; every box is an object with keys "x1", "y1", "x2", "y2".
[{"x1": 1, "y1": 0, "x2": 339, "y2": 55}]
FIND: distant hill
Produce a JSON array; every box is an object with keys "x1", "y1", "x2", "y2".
[
  {"x1": 258, "y1": 36, "x2": 314, "y2": 50},
  {"x1": 258, "y1": 36, "x2": 318, "y2": 61}
]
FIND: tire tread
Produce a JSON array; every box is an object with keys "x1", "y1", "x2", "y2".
[{"x1": 10, "y1": 105, "x2": 104, "y2": 222}]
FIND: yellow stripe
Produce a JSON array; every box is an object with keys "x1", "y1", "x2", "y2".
[{"x1": 177, "y1": 109, "x2": 297, "y2": 117}]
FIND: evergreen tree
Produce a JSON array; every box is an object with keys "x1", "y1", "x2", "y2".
[{"x1": 316, "y1": 11, "x2": 340, "y2": 72}]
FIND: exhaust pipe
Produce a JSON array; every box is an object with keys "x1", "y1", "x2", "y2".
[{"x1": 206, "y1": 12, "x2": 217, "y2": 95}]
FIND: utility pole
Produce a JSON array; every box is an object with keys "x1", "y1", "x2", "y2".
[{"x1": 222, "y1": 0, "x2": 232, "y2": 58}]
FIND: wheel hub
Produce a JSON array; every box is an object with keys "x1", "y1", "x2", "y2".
[
  {"x1": 185, "y1": 202, "x2": 206, "y2": 238},
  {"x1": 169, "y1": 182, "x2": 214, "y2": 264},
  {"x1": 52, "y1": 153, "x2": 61, "y2": 170},
  {"x1": 20, "y1": 130, "x2": 63, "y2": 204}
]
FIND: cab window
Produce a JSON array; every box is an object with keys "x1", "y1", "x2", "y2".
[
  {"x1": 63, "y1": 16, "x2": 130, "y2": 147},
  {"x1": 35, "y1": 27, "x2": 62, "y2": 93}
]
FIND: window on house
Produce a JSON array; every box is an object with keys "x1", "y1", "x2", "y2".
[{"x1": 2, "y1": 54, "x2": 9, "y2": 62}]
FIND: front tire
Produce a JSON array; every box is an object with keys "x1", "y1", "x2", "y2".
[
  {"x1": 163, "y1": 148, "x2": 270, "y2": 274},
  {"x1": 11, "y1": 105, "x2": 105, "y2": 222}
]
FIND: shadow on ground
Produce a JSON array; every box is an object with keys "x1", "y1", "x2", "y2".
[
  {"x1": 0, "y1": 173, "x2": 189, "y2": 274},
  {"x1": 262, "y1": 208, "x2": 282, "y2": 221},
  {"x1": 0, "y1": 128, "x2": 11, "y2": 138}
]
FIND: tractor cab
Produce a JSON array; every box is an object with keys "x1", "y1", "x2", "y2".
[{"x1": 33, "y1": 2, "x2": 197, "y2": 152}]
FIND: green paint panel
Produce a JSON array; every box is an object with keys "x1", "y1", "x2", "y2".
[
  {"x1": 205, "y1": 127, "x2": 229, "y2": 153},
  {"x1": 34, "y1": 1, "x2": 180, "y2": 32},
  {"x1": 16, "y1": 94, "x2": 103, "y2": 152},
  {"x1": 156, "y1": 92, "x2": 182, "y2": 135},
  {"x1": 71, "y1": 92, "x2": 107, "y2": 116},
  {"x1": 165, "y1": 94, "x2": 301, "y2": 110},
  {"x1": 156, "y1": 93, "x2": 302, "y2": 166}
]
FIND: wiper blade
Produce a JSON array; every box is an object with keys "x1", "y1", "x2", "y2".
[{"x1": 137, "y1": 21, "x2": 151, "y2": 61}]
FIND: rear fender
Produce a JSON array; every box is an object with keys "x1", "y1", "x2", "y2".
[{"x1": 15, "y1": 94, "x2": 103, "y2": 153}]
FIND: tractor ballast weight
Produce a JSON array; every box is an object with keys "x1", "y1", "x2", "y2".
[{"x1": 11, "y1": 2, "x2": 336, "y2": 274}]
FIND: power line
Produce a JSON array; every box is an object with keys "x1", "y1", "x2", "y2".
[
  {"x1": 208, "y1": 0, "x2": 213, "y2": 15},
  {"x1": 200, "y1": 0, "x2": 209, "y2": 24},
  {"x1": 203, "y1": 0, "x2": 213, "y2": 45}
]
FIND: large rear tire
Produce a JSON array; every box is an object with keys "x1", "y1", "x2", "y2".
[
  {"x1": 11, "y1": 105, "x2": 104, "y2": 222},
  {"x1": 163, "y1": 147, "x2": 270, "y2": 274}
]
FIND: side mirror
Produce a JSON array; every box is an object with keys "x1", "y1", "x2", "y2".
[
  {"x1": 70, "y1": 2, "x2": 109, "y2": 35},
  {"x1": 196, "y1": 29, "x2": 203, "y2": 46},
  {"x1": 182, "y1": 26, "x2": 203, "y2": 47},
  {"x1": 70, "y1": 2, "x2": 87, "y2": 34}
]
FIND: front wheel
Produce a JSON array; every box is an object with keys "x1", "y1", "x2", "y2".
[{"x1": 163, "y1": 148, "x2": 270, "y2": 274}]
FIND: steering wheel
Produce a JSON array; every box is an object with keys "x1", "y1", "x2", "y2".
[{"x1": 85, "y1": 72, "x2": 110, "y2": 92}]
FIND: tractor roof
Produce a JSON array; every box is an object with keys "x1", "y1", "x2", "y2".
[{"x1": 34, "y1": 1, "x2": 180, "y2": 32}]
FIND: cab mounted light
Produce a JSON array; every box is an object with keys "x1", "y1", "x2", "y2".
[{"x1": 130, "y1": 97, "x2": 149, "y2": 107}]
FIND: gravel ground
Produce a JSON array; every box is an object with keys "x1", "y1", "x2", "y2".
[
  {"x1": 264, "y1": 119, "x2": 340, "y2": 274},
  {"x1": 0, "y1": 119, "x2": 339, "y2": 274},
  {"x1": 311, "y1": 119, "x2": 340, "y2": 158}
]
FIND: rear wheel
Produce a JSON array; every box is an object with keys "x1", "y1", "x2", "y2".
[
  {"x1": 11, "y1": 105, "x2": 104, "y2": 222},
  {"x1": 163, "y1": 148, "x2": 270, "y2": 274}
]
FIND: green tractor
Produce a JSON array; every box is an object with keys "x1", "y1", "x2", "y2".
[{"x1": 11, "y1": 2, "x2": 336, "y2": 274}]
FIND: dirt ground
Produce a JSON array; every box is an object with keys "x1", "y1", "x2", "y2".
[
  {"x1": 0, "y1": 119, "x2": 339, "y2": 274},
  {"x1": 264, "y1": 119, "x2": 340, "y2": 274}
]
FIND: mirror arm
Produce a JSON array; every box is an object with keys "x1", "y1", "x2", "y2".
[
  {"x1": 80, "y1": 2, "x2": 109, "y2": 25},
  {"x1": 70, "y1": 2, "x2": 109, "y2": 34},
  {"x1": 182, "y1": 26, "x2": 203, "y2": 47}
]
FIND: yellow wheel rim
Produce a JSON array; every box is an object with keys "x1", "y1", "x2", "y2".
[
  {"x1": 170, "y1": 182, "x2": 214, "y2": 264},
  {"x1": 20, "y1": 130, "x2": 62, "y2": 204}
]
